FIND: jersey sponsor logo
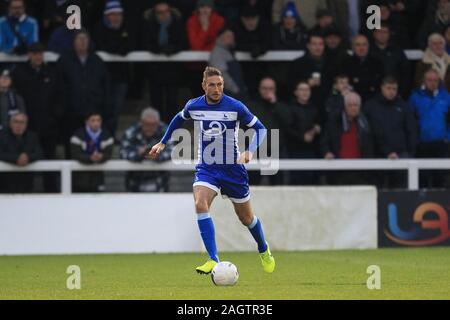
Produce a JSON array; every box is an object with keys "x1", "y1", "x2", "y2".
[{"x1": 189, "y1": 111, "x2": 238, "y2": 121}]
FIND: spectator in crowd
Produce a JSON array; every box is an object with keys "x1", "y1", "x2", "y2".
[
  {"x1": 364, "y1": 77, "x2": 417, "y2": 188},
  {"x1": 209, "y1": 27, "x2": 248, "y2": 100},
  {"x1": 323, "y1": 27, "x2": 348, "y2": 71},
  {"x1": 271, "y1": 2, "x2": 308, "y2": 50},
  {"x1": 233, "y1": 5, "x2": 272, "y2": 94},
  {"x1": 141, "y1": 0, "x2": 186, "y2": 122},
  {"x1": 326, "y1": 0, "x2": 367, "y2": 41},
  {"x1": 324, "y1": 74, "x2": 353, "y2": 119},
  {"x1": 445, "y1": 24, "x2": 450, "y2": 54},
  {"x1": 57, "y1": 29, "x2": 111, "y2": 158},
  {"x1": 70, "y1": 112, "x2": 114, "y2": 193},
  {"x1": 234, "y1": 5, "x2": 272, "y2": 58},
  {"x1": 47, "y1": 14, "x2": 76, "y2": 54},
  {"x1": 186, "y1": 0, "x2": 224, "y2": 96},
  {"x1": 321, "y1": 91, "x2": 374, "y2": 185},
  {"x1": 0, "y1": 112, "x2": 42, "y2": 193},
  {"x1": 310, "y1": 9, "x2": 337, "y2": 36},
  {"x1": 376, "y1": 0, "x2": 410, "y2": 49},
  {"x1": 417, "y1": 0, "x2": 450, "y2": 48},
  {"x1": 286, "y1": 81, "x2": 321, "y2": 185},
  {"x1": 341, "y1": 34, "x2": 384, "y2": 102},
  {"x1": 42, "y1": 0, "x2": 81, "y2": 44},
  {"x1": 409, "y1": 69, "x2": 450, "y2": 188},
  {"x1": 247, "y1": 77, "x2": 290, "y2": 185},
  {"x1": 238, "y1": 0, "x2": 273, "y2": 22},
  {"x1": 371, "y1": 23, "x2": 411, "y2": 98},
  {"x1": 120, "y1": 107, "x2": 173, "y2": 192},
  {"x1": 415, "y1": 33, "x2": 450, "y2": 91},
  {"x1": 93, "y1": 0, "x2": 136, "y2": 137},
  {"x1": 187, "y1": 0, "x2": 224, "y2": 51},
  {"x1": 0, "y1": 68, "x2": 25, "y2": 132},
  {"x1": 0, "y1": 0, "x2": 38, "y2": 54},
  {"x1": 272, "y1": 0, "x2": 327, "y2": 29},
  {"x1": 288, "y1": 33, "x2": 335, "y2": 119},
  {"x1": 170, "y1": 0, "x2": 197, "y2": 23},
  {"x1": 12, "y1": 43, "x2": 60, "y2": 192}
]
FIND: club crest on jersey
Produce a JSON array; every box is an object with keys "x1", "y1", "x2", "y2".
[{"x1": 201, "y1": 121, "x2": 227, "y2": 137}]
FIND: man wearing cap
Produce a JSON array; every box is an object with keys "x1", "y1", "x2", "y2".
[
  {"x1": 0, "y1": 67, "x2": 25, "y2": 132},
  {"x1": 12, "y1": 42, "x2": 60, "y2": 192},
  {"x1": 0, "y1": 0, "x2": 38, "y2": 54}
]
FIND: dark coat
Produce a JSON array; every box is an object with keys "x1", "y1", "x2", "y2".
[
  {"x1": 286, "y1": 101, "x2": 321, "y2": 155},
  {"x1": 288, "y1": 53, "x2": 336, "y2": 112},
  {"x1": 363, "y1": 94, "x2": 418, "y2": 157},
  {"x1": 320, "y1": 111, "x2": 374, "y2": 158},
  {"x1": 340, "y1": 54, "x2": 384, "y2": 102},
  {"x1": 141, "y1": 8, "x2": 186, "y2": 55},
  {"x1": 370, "y1": 43, "x2": 411, "y2": 97},
  {"x1": 57, "y1": 50, "x2": 112, "y2": 126},
  {"x1": 271, "y1": 23, "x2": 308, "y2": 50},
  {"x1": 92, "y1": 20, "x2": 136, "y2": 83},
  {"x1": 0, "y1": 128, "x2": 42, "y2": 193},
  {"x1": 12, "y1": 62, "x2": 61, "y2": 138},
  {"x1": 0, "y1": 128, "x2": 42, "y2": 163},
  {"x1": 247, "y1": 97, "x2": 291, "y2": 156},
  {"x1": 233, "y1": 19, "x2": 272, "y2": 58}
]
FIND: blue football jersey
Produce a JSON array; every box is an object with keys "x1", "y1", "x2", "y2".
[{"x1": 180, "y1": 94, "x2": 258, "y2": 165}]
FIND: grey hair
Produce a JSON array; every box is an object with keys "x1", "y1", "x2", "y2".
[
  {"x1": 140, "y1": 107, "x2": 160, "y2": 122},
  {"x1": 428, "y1": 33, "x2": 445, "y2": 46},
  {"x1": 344, "y1": 92, "x2": 361, "y2": 107}
]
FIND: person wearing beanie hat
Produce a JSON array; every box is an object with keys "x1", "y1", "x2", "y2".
[
  {"x1": 104, "y1": 0, "x2": 123, "y2": 15},
  {"x1": 272, "y1": 0, "x2": 327, "y2": 29},
  {"x1": 281, "y1": 1, "x2": 299, "y2": 20},
  {"x1": 272, "y1": 1, "x2": 308, "y2": 50}
]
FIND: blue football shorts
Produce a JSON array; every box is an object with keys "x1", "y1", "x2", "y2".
[{"x1": 193, "y1": 164, "x2": 250, "y2": 203}]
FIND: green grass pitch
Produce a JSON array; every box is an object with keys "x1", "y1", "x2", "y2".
[{"x1": 1, "y1": 248, "x2": 449, "y2": 300}]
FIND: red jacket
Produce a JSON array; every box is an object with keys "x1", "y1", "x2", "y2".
[{"x1": 187, "y1": 11, "x2": 225, "y2": 51}]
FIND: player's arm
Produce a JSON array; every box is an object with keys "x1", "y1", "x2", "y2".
[
  {"x1": 149, "y1": 111, "x2": 187, "y2": 159},
  {"x1": 238, "y1": 118, "x2": 267, "y2": 164}
]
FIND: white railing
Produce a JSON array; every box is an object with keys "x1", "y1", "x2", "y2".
[
  {"x1": 1, "y1": 159, "x2": 449, "y2": 194},
  {"x1": 0, "y1": 50, "x2": 424, "y2": 63}
]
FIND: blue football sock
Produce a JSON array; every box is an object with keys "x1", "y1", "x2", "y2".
[
  {"x1": 197, "y1": 213, "x2": 219, "y2": 262},
  {"x1": 248, "y1": 216, "x2": 268, "y2": 253}
]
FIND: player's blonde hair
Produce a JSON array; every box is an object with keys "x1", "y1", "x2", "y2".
[{"x1": 203, "y1": 66, "x2": 223, "y2": 82}]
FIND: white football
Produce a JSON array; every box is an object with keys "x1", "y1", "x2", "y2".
[{"x1": 211, "y1": 261, "x2": 239, "y2": 286}]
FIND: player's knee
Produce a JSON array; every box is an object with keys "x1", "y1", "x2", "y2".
[
  {"x1": 195, "y1": 199, "x2": 209, "y2": 213},
  {"x1": 238, "y1": 213, "x2": 253, "y2": 226}
]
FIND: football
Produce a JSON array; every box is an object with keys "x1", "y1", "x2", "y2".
[{"x1": 211, "y1": 261, "x2": 239, "y2": 286}]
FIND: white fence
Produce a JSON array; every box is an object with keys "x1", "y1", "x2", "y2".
[
  {"x1": 0, "y1": 50, "x2": 424, "y2": 63},
  {"x1": 0, "y1": 186, "x2": 377, "y2": 255},
  {"x1": 1, "y1": 159, "x2": 450, "y2": 194}
]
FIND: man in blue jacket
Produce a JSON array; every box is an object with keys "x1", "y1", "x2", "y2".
[
  {"x1": 0, "y1": 0, "x2": 38, "y2": 54},
  {"x1": 409, "y1": 69, "x2": 450, "y2": 188}
]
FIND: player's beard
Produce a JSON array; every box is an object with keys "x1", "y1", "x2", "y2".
[{"x1": 207, "y1": 93, "x2": 222, "y2": 104}]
